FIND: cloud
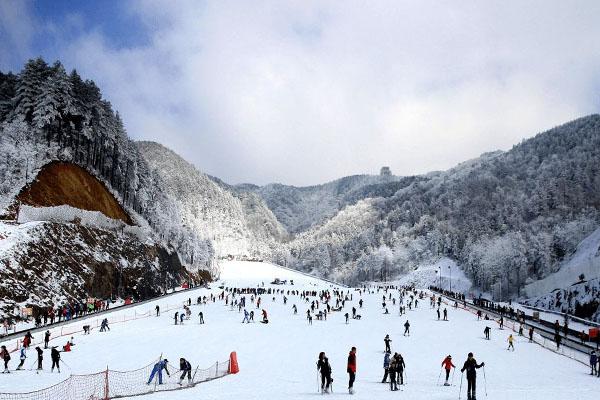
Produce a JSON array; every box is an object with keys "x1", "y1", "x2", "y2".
[{"x1": 2, "y1": 1, "x2": 600, "y2": 185}]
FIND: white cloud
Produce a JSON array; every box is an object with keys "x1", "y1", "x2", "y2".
[{"x1": 3, "y1": 1, "x2": 600, "y2": 185}]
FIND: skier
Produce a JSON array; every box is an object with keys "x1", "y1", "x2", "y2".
[
  {"x1": 36, "y1": 346, "x2": 43, "y2": 370},
  {"x1": 249, "y1": 311, "x2": 254, "y2": 322},
  {"x1": 441, "y1": 355, "x2": 455, "y2": 386},
  {"x1": 394, "y1": 353, "x2": 406, "y2": 385},
  {"x1": 403, "y1": 320, "x2": 410, "y2": 336},
  {"x1": 242, "y1": 309, "x2": 250, "y2": 323},
  {"x1": 317, "y1": 352, "x2": 333, "y2": 393},
  {"x1": 174, "y1": 312, "x2": 179, "y2": 325},
  {"x1": 179, "y1": 357, "x2": 192, "y2": 385},
  {"x1": 347, "y1": 346, "x2": 357, "y2": 394},
  {"x1": 155, "y1": 305, "x2": 160, "y2": 317},
  {"x1": 381, "y1": 351, "x2": 391, "y2": 383},
  {"x1": 460, "y1": 352, "x2": 484, "y2": 400},
  {"x1": 261, "y1": 309, "x2": 268, "y2": 323},
  {"x1": 437, "y1": 308, "x2": 441, "y2": 320},
  {"x1": 198, "y1": 312, "x2": 204, "y2": 324},
  {"x1": 384, "y1": 334, "x2": 392, "y2": 352},
  {"x1": 179, "y1": 312, "x2": 185, "y2": 324},
  {"x1": 345, "y1": 313, "x2": 349, "y2": 324},
  {"x1": 44, "y1": 330, "x2": 51, "y2": 348},
  {"x1": 50, "y1": 347, "x2": 61, "y2": 373},
  {"x1": 484, "y1": 326, "x2": 491, "y2": 340},
  {"x1": 507, "y1": 334, "x2": 515, "y2": 351},
  {"x1": 0, "y1": 345, "x2": 10, "y2": 373},
  {"x1": 359, "y1": 299, "x2": 363, "y2": 308},
  {"x1": 443, "y1": 308, "x2": 448, "y2": 321},
  {"x1": 147, "y1": 359, "x2": 170, "y2": 385},
  {"x1": 292, "y1": 304, "x2": 297, "y2": 314},
  {"x1": 499, "y1": 316, "x2": 504, "y2": 329},
  {"x1": 591, "y1": 351, "x2": 598, "y2": 375},
  {"x1": 15, "y1": 348, "x2": 26, "y2": 370}
]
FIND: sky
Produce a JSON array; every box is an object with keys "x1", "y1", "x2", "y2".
[{"x1": 1, "y1": 1, "x2": 600, "y2": 186}]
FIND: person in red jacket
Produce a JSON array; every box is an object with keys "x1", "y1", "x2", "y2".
[
  {"x1": 347, "y1": 346, "x2": 357, "y2": 394},
  {"x1": 441, "y1": 355, "x2": 455, "y2": 386}
]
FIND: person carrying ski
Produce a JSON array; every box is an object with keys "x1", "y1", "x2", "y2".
[
  {"x1": 384, "y1": 334, "x2": 392, "y2": 352},
  {"x1": 50, "y1": 347, "x2": 61, "y2": 373},
  {"x1": 179, "y1": 358, "x2": 192, "y2": 385},
  {"x1": 16, "y1": 348, "x2": 26, "y2": 370},
  {"x1": 147, "y1": 359, "x2": 170, "y2": 385},
  {"x1": 36, "y1": 346, "x2": 43, "y2": 370},
  {"x1": 317, "y1": 352, "x2": 333, "y2": 393},
  {"x1": 507, "y1": 334, "x2": 515, "y2": 351},
  {"x1": 347, "y1": 346, "x2": 357, "y2": 394},
  {"x1": 590, "y1": 351, "x2": 598, "y2": 375},
  {"x1": 403, "y1": 320, "x2": 410, "y2": 336},
  {"x1": 461, "y1": 352, "x2": 484, "y2": 400},
  {"x1": 381, "y1": 351, "x2": 391, "y2": 383},
  {"x1": 441, "y1": 355, "x2": 455, "y2": 385},
  {"x1": 0, "y1": 345, "x2": 10, "y2": 373}
]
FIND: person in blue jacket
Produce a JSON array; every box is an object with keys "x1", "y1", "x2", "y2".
[
  {"x1": 147, "y1": 359, "x2": 170, "y2": 385},
  {"x1": 381, "y1": 351, "x2": 391, "y2": 383}
]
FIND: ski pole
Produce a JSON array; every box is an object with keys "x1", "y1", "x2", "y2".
[
  {"x1": 483, "y1": 366, "x2": 488, "y2": 397},
  {"x1": 437, "y1": 367, "x2": 442, "y2": 386},
  {"x1": 459, "y1": 372, "x2": 463, "y2": 400}
]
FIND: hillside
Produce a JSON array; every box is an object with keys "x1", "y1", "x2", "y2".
[
  {"x1": 136, "y1": 141, "x2": 286, "y2": 258},
  {"x1": 234, "y1": 173, "x2": 404, "y2": 234},
  {"x1": 283, "y1": 115, "x2": 600, "y2": 303}
]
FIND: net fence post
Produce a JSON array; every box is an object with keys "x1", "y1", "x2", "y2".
[{"x1": 104, "y1": 366, "x2": 110, "y2": 400}]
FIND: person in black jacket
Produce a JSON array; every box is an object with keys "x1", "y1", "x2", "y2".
[
  {"x1": 179, "y1": 358, "x2": 192, "y2": 385},
  {"x1": 36, "y1": 346, "x2": 43, "y2": 370},
  {"x1": 316, "y1": 352, "x2": 333, "y2": 393},
  {"x1": 394, "y1": 353, "x2": 406, "y2": 385},
  {"x1": 50, "y1": 347, "x2": 61, "y2": 373},
  {"x1": 461, "y1": 352, "x2": 484, "y2": 400}
]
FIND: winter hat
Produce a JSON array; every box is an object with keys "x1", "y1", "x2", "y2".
[
  {"x1": 468, "y1": 352, "x2": 473, "y2": 357},
  {"x1": 164, "y1": 359, "x2": 168, "y2": 363},
  {"x1": 448, "y1": 355, "x2": 452, "y2": 359}
]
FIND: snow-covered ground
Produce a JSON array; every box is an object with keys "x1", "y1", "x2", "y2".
[{"x1": 0, "y1": 261, "x2": 595, "y2": 400}]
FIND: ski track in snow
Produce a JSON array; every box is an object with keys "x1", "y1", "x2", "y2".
[{"x1": 0, "y1": 261, "x2": 595, "y2": 400}]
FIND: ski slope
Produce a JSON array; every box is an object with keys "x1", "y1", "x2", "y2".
[{"x1": 0, "y1": 261, "x2": 595, "y2": 400}]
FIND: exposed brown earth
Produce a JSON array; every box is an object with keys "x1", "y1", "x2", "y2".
[{"x1": 17, "y1": 162, "x2": 132, "y2": 224}]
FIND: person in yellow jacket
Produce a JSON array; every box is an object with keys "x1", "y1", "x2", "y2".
[{"x1": 507, "y1": 334, "x2": 515, "y2": 351}]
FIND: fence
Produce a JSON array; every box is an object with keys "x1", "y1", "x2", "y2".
[
  {"x1": 0, "y1": 355, "x2": 233, "y2": 400},
  {"x1": 432, "y1": 290, "x2": 590, "y2": 366},
  {"x1": 5, "y1": 303, "x2": 186, "y2": 355}
]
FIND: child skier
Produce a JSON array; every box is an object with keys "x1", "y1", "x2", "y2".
[
  {"x1": 16, "y1": 348, "x2": 26, "y2": 370},
  {"x1": 507, "y1": 334, "x2": 515, "y2": 351},
  {"x1": 1, "y1": 345, "x2": 10, "y2": 373},
  {"x1": 441, "y1": 355, "x2": 455, "y2": 386}
]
